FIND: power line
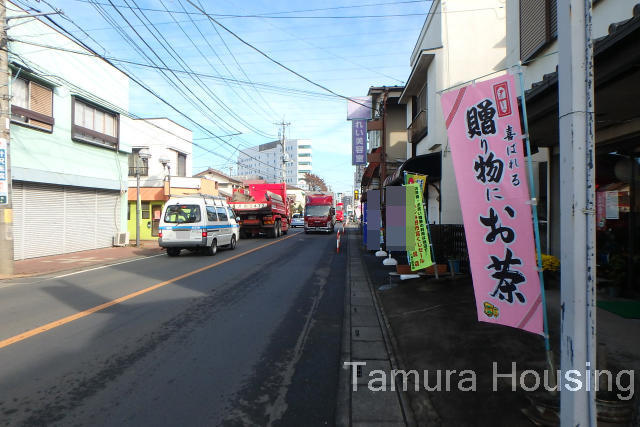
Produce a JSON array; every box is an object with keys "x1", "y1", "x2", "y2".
[
  {"x1": 181, "y1": 0, "x2": 373, "y2": 110},
  {"x1": 9, "y1": 38, "x2": 340, "y2": 99},
  {"x1": 68, "y1": 0, "x2": 430, "y2": 18}
]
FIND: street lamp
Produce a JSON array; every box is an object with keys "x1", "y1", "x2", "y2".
[
  {"x1": 135, "y1": 148, "x2": 151, "y2": 247},
  {"x1": 159, "y1": 155, "x2": 171, "y2": 197}
]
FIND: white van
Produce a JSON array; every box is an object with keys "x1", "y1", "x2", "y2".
[{"x1": 158, "y1": 195, "x2": 239, "y2": 257}]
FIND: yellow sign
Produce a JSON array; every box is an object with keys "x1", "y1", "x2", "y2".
[
  {"x1": 354, "y1": 190, "x2": 359, "y2": 201},
  {"x1": 405, "y1": 183, "x2": 433, "y2": 271}
]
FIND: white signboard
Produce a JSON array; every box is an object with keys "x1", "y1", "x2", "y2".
[{"x1": 605, "y1": 191, "x2": 619, "y2": 219}]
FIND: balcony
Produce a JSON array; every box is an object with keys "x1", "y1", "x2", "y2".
[{"x1": 408, "y1": 110, "x2": 428, "y2": 144}]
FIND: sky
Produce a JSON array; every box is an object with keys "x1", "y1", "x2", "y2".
[{"x1": 16, "y1": 0, "x2": 430, "y2": 194}]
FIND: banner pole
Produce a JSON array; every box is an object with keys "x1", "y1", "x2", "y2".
[
  {"x1": 517, "y1": 66, "x2": 556, "y2": 387},
  {"x1": 422, "y1": 185, "x2": 439, "y2": 280}
]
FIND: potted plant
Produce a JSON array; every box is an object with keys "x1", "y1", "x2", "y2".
[{"x1": 541, "y1": 254, "x2": 560, "y2": 288}]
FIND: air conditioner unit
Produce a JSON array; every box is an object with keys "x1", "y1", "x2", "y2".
[{"x1": 113, "y1": 232, "x2": 129, "y2": 247}]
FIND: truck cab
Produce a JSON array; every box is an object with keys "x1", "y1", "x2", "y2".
[{"x1": 304, "y1": 194, "x2": 335, "y2": 233}]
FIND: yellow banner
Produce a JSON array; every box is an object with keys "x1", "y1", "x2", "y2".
[{"x1": 405, "y1": 183, "x2": 433, "y2": 271}]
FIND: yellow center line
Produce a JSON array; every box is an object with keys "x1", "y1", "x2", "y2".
[{"x1": 0, "y1": 232, "x2": 301, "y2": 350}]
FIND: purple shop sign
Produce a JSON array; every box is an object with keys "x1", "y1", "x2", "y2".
[
  {"x1": 352, "y1": 119, "x2": 367, "y2": 165},
  {"x1": 347, "y1": 96, "x2": 372, "y2": 120}
]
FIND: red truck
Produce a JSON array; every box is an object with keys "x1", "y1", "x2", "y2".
[
  {"x1": 304, "y1": 193, "x2": 335, "y2": 233},
  {"x1": 230, "y1": 183, "x2": 290, "y2": 238},
  {"x1": 335, "y1": 202, "x2": 344, "y2": 222}
]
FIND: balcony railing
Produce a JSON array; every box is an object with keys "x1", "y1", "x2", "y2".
[
  {"x1": 408, "y1": 110, "x2": 428, "y2": 144},
  {"x1": 128, "y1": 166, "x2": 149, "y2": 177}
]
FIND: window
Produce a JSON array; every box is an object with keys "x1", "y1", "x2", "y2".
[
  {"x1": 227, "y1": 207, "x2": 235, "y2": 220},
  {"x1": 177, "y1": 152, "x2": 187, "y2": 177},
  {"x1": 299, "y1": 153, "x2": 311, "y2": 157},
  {"x1": 206, "y1": 206, "x2": 218, "y2": 221},
  {"x1": 11, "y1": 77, "x2": 54, "y2": 132},
  {"x1": 164, "y1": 204, "x2": 201, "y2": 223},
  {"x1": 72, "y1": 97, "x2": 118, "y2": 149},
  {"x1": 216, "y1": 206, "x2": 228, "y2": 221},
  {"x1": 141, "y1": 202, "x2": 150, "y2": 219},
  {"x1": 128, "y1": 148, "x2": 149, "y2": 176},
  {"x1": 298, "y1": 145, "x2": 311, "y2": 149},
  {"x1": 299, "y1": 161, "x2": 311, "y2": 166},
  {"x1": 520, "y1": 0, "x2": 557, "y2": 61}
]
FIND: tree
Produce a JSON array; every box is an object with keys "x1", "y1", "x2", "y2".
[{"x1": 302, "y1": 173, "x2": 328, "y2": 192}]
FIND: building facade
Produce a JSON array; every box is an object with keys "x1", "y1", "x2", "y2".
[
  {"x1": 236, "y1": 139, "x2": 312, "y2": 188},
  {"x1": 126, "y1": 117, "x2": 217, "y2": 241},
  {"x1": 9, "y1": 5, "x2": 130, "y2": 259},
  {"x1": 508, "y1": 0, "x2": 640, "y2": 296},
  {"x1": 398, "y1": 0, "x2": 507, "y2": 225}
]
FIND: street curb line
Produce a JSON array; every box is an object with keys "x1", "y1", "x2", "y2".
[
  {"x1": 360, "y1": 242, "x2": 442, "y2": 426},
  {"x1": 0, "y1": 233, "x2": 300, "y2": 351},
  {"x1": 356, "y1": 240, "x2": 417, "y2": 427},
  {"x1": 335, "y1": 226, "x2": 351, "y2": 427}
]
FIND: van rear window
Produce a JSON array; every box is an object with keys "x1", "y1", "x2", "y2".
[{"x1": 164, "y1": 205, "x2": 201, "y2": 223}]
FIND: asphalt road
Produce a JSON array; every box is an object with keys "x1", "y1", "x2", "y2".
[{"x1": 0, "y1": 228, "x2": 346, "y2": 426}]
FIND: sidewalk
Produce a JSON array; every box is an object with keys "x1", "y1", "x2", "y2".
[
  {"x1": 338, "y1": 226, "x2": 411, "y2": 426},
  {"x1": 360, "y1": 238, "x2": 640, "y2": 425},
  {"x1": 3, "y1": 241, "x2": 164, "y2": 279}
]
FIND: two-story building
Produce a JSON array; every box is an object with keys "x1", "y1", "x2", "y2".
[
  {"x1": 9, "y1": 4, "x2": 131, "y2": 259},
  {"x1": 509, "y1": 0, "x2": 640, "y2": 295},
  {"x1": 398, "y1": 0, "x2": 507, "y2": 225},
  {"x1": 126, "y1": 118, "x2": 219, "y2": 241}
]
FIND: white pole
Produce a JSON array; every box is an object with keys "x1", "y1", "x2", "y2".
[{"x1": 558, "y1": 0, "x2": 596, "y2": 425}]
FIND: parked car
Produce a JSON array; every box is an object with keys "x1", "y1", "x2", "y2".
[
  {"x1": 158, "y1": 195, "x2": 239, "y2": 257},
  {"x1": 291, "y1": 213, "x2": 304, "y2": 228}
]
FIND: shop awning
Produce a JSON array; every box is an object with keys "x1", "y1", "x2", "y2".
[
  {"x1": 360, "y1": 148, "x2": 381, "y2": 187},
  {"x1": 385, "y1": 152, "x2": 442, "y2": 186}
]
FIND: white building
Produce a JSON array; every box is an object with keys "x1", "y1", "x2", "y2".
[
  {"x1": 236, "y1": 139, "x2": 312, "y2": 188},
  {"x1": 398, "y1": 0, "x2": 507, "y2": 225}
]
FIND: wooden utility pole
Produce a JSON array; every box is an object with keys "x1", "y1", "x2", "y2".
[{"x1": 0, "y1": 0, "x2": 14, "y2": 275}]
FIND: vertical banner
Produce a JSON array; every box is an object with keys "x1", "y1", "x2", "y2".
[
  {"x1": 440, "y1": 74, "x2": 542, "y2": 335},
  {"x1": 385, "y1": 186, "x2": 406, "y2": 251},
  {"x1": 352, "y1": 119, "x2": 367, "y2": 165},
  {"x1": 405, "y1": 183, "x2": 433, "y2": 271},
  {"x1": 404, "y1": 172, "x2": 427, "y2": 194},
  {"x1": 366, "y1": 190, "x2": 381, "y2": 250},
  {"x1": 0, "y1": 138, "x2": 7, "y2": 205}
]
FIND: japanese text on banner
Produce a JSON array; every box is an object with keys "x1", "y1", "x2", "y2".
[
  {"x1": 440, "y1": 74, "x2": 542, "y2": 335},
  {"x1": 405, "y1": 183, "x2": 433, "y2": 271}
]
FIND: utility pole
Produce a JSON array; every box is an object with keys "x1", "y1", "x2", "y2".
[
  {"x1": 275, "y1": 121, "x2": 290, "y2": 184},
  {"x1": 0, "y1": 0, "x2": 14, "y2": 275},
  {"x1": 558, "y1": 0, "x2": 596, "y2": 425}
]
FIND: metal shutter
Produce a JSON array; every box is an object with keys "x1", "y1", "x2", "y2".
[
  {"x1": 96, "y1": 190, "x2": 121, "y2": 248},
  {"x1": 29, "y1": 82, "x2": 53, "y2": 131},
  {"x1": 13, "y1": 183, "x2": 66, "y2": 259},
  {"x1": 64, "y1": 186, "x2": 98, "y2": 253},
  {"x1": 520, "y1": 0, "x2": 547, "y2": 61},
  {"x1": 13, "y1": 183, "x2": 121, "y2": 259}
]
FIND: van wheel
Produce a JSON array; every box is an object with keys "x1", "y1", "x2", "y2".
[
  {"x1": 167, "y1": 248, "x2": 180, "y2": 257},
  {"x1": 205, "y1": 239, "x2": 217, "y2": 256},
  {"x1": 229, "y1": 235, "x2": 237, "y2": 250}
]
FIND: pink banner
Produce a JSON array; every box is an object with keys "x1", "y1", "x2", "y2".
[{"x1": 440, "y1": 74, "x2": 542, "y2": 335}]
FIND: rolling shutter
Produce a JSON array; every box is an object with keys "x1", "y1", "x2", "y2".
[
  {"x1": 12, "y1": 182, "x2": 121, "y2": 260},
  {"x1": 13, "y1": 182, "x2": 65, "y2": 259},
  {"x1": 520, "y1": 0, "x2": 558, "y2": 62},
  {"x1": 29, "y1": 82, "x2": 53, "y2": 131}
]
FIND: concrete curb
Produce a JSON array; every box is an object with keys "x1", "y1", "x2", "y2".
[
  {"x1": 336, "y1": 226, "x2": 352, "y2": 427},
  {"x1": 338, "y1": 226, "x2": 408, "y2": 426}
]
